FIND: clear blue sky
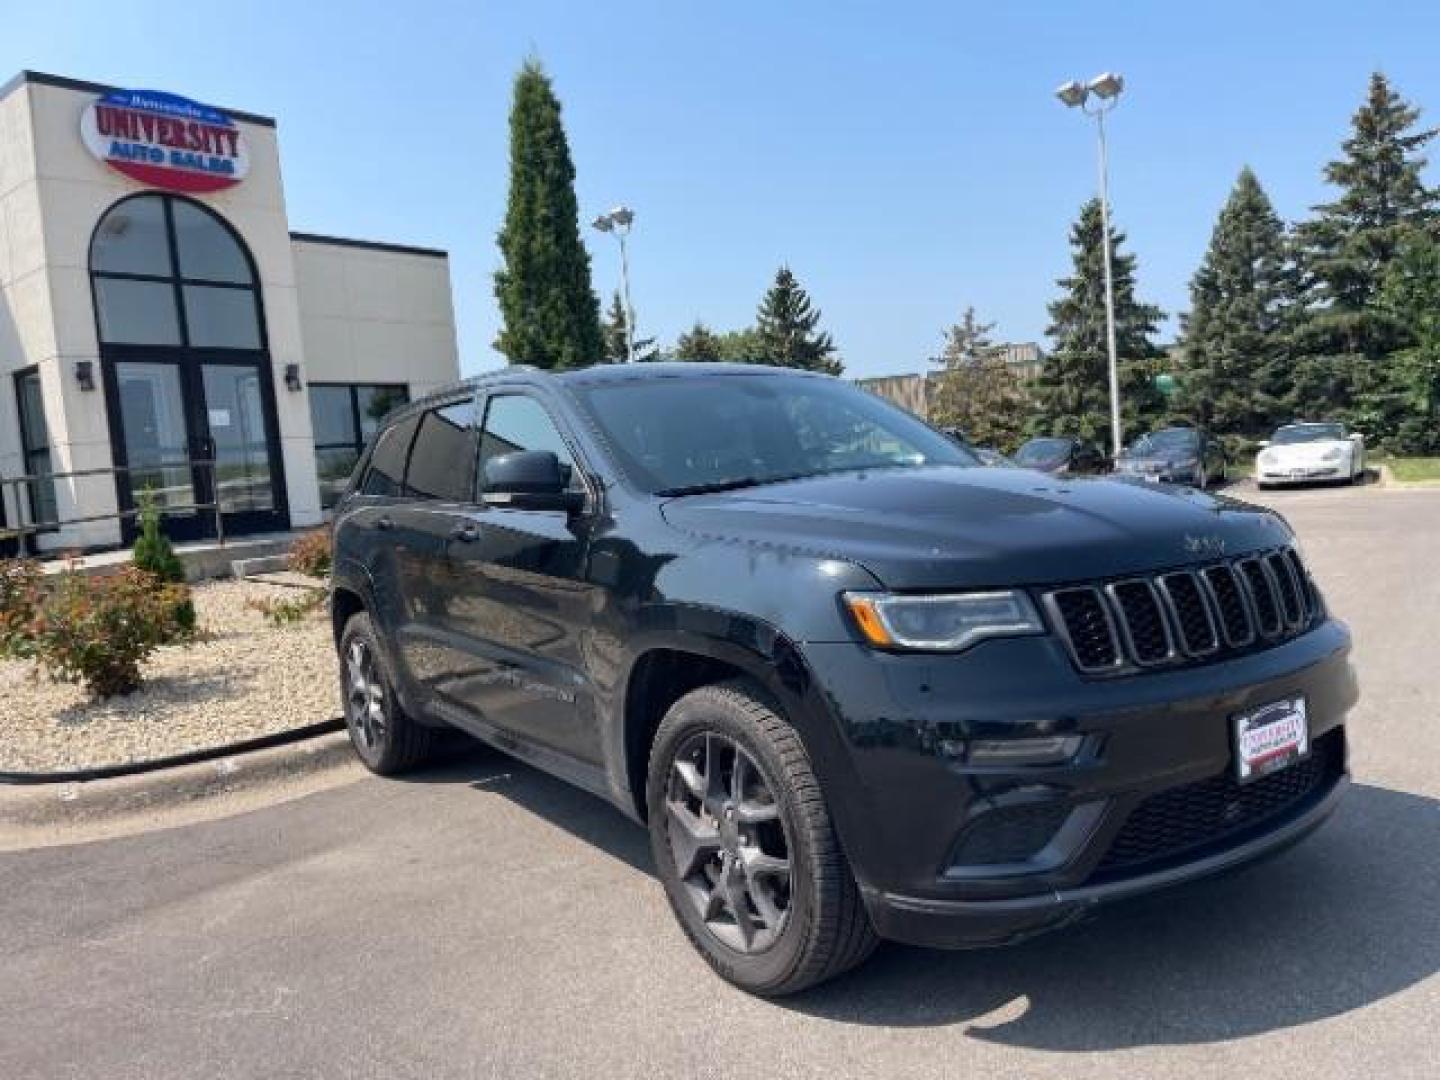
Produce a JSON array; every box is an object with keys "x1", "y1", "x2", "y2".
[{"x1": 6, "y1": 1, "x2": 1440, "y2": 379}]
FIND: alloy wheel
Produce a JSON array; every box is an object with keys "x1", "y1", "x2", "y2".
[
  {"x1": 344, "y1": 640, "x2": 387, "y2": 752},
  {"x1": 665, "y1": 732, "x2": 792, "y2": 953}
]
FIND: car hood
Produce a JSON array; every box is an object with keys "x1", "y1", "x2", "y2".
[
  {"x1": 1263, "y1": 440, "x2": 1349, "y2": 462},
  {"x1": 660, "y1": 466, "x2": 1292, "y2": 590}
]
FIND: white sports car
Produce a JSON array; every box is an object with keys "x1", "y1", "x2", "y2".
[{"x1": 1255, "y1": 421, "x2": 1366, "y2": 488}]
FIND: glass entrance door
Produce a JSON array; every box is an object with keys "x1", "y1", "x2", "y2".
[
  {"x1": 111, "y1": 357, "x2": 286, "y2": 543},
  {"x1": 200, "y1": 362, "x2": 279, "y2": 531},
  {"x1": 116, "y1": 361, "x2": 202, "y2": 537}
]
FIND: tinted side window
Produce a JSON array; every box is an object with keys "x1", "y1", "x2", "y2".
[
  {"x1": 405, "y1": 401, "x2": 478, "y2": 502},
  {"x1": 479, "y1": 395, "x2": 581, "y2": 491},
  {"x1": 361, "y1": 414, "x2": 419, "y2": 496}
]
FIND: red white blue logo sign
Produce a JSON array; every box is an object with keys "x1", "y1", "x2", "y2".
[{"x1": 80, "y1": 89, "x2": 250, "y2": 194}]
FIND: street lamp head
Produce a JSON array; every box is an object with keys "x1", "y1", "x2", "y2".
[
  {"x1": 1088, "y1": 72, "x2": 1124, "y2": 100},
  {"x1": 591, "y1": 213, "x2": 615, "y2": 233},
  {"x1": 608, "y1": 205, "x2": 635, "y2": 228},
  {"x1": 1055, "y1": 80, "x2": 1088, "y2": 108}
]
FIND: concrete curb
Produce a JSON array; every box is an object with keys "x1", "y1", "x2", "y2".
[{"x1": 0, "y1": 729, "x2": 358, "y2": 832}]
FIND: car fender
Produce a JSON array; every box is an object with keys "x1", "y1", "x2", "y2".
[{"x1": 606, "y1": 603, "x2": 879, "y2": 859}]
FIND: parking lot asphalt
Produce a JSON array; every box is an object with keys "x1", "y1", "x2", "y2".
[{"x1": 3, "y1": 483, "x2": 1438, "y2": 1080}]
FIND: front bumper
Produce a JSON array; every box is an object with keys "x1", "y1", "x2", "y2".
[
  {"x1": 1257, "y1": 464, "x2": 1345, "y2": 484},
  {"x1": 800, "y1": 620, "x2": 1356, "y2": 948}
]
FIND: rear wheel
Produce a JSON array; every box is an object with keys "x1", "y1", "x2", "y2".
[
  {"x1": 647, "y1": 680, "x2": 877, "y2": 996},
  {"x1": 339, "y1": 613, "x2": 437, "y2": 775}
]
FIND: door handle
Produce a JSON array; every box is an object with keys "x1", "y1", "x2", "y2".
[
  {"x1": 449, "y1": 523, "x2": 480, "y2": 544},
  {"x1": 375, "y1": 515, "x2": 395, "y2": 531}
]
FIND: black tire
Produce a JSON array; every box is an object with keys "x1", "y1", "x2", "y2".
[
  {"x1": 646, "y1": 679, "x2": 878, "y2": 996},
  {"x1": 338, "y1": 612, "x2": 437, "y2": 775}
]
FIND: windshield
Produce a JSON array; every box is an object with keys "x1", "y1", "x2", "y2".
[
  {"x1": 1128, "y1": 428, "x2": 1198, "y2": 456},
  {"x1": 568, "y1": 373, "x2": 977, "y2": 495},
  {"x1": 1273, "y1": 423, "x2": 1344, "y2": 444},
  {"x1": 1014, "y1": 438, "x2": 1071, "y2": 465}
]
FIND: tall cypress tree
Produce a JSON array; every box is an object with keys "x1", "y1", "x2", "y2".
[
  {"x1": 1033, "y1": 199, "x2": 1164, "y2": 442},
  {"x1": 753, "y1": 266, "x2": 842, "y2": 375},
  {"x1": 493, "y1": 60, "x2": 603, "y2": 369},
  {"x1": 1177, "y1": 168, "x2": 1298, "y2": 434}
]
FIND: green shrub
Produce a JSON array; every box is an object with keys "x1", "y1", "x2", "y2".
[
  {"x1": 29, "y1": 567, "x2": 188, "y2": 698},
  {"x1": 0, "y1": 558, "x2": 43, "y2": 659},
  {"x1": 131, "y1": 492, "x2": 196, "y2": 640},
  {"x1": 246, "y1": 588, "x2": 326, "y2": 626},
  {"x1": 287, "y1": 528, "x2": 333, "y2": 579}
]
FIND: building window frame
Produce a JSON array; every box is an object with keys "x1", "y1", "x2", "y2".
[
  {"x1": 309, "y1": 382, "x2": 411, "y2": 509},
  {"x1": 13, "y1": 366, "x2": 58, "y2": 531}
]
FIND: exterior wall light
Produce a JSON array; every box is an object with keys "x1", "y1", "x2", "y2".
[
  {"x1": 74, "y1": 360, "x2": 96, "y2": 391},
  {"x1": 285, "y1": 363, "x2": 303, "y2": 391}
]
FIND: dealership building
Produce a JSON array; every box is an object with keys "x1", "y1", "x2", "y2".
[{"x1": 0, "y1": 71, "x2": 461, "y2": 553}]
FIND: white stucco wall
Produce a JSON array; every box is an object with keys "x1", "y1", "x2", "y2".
[
  {"x1": 0, "y1": 73, "x2": 459, "y2": 551},
  {"x1": 291, "y1": 238, "x2": 459, "y2": 401}
]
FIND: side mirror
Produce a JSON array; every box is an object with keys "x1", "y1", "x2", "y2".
[{"x1": 482, "y1": 451, "x2": 582, "y2": 512}]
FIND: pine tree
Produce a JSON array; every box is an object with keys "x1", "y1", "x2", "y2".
[
  {"x1": 1033, "y1": 199, "x2": 1165, "y2": 443},
  {"x1": 1177, "y1": 168, "x2": 1298, "y2": 435},
  {"x1": 1296, "y1": 72, "x2": 1438, "y2": 357},
  {"x1": 673, "y1": 322, "x2": 724, "y2": 361},
  {"x1": 936, "y1": 307, "x2": 996, "y2": 368},
  {"x1": 601, "y1": 291, "x2": 657, "y2": 363},
  {"x1": 931, "y1": 354, "x2": 1029, "y2": 450},
  {"x1": 1376, "y1": 231, "x2": 1440, "y2": 452},
  {"x1": 1291, "y1": 72, "x2": 1439, "y2": 438},
  {"x1": 753, "y1": 266, "x2": 842, "y2": 375},
  {"x1": 493, "y1": 60, "x2": 604, "y2": 369}
]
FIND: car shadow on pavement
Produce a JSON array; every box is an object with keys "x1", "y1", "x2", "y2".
[
  {"x1": 786, "y1": 782, "x2": 1440, "y2": 1049},
  {"x1": 401, "y1": 748, "x2": 1438, "y2": 1049}
]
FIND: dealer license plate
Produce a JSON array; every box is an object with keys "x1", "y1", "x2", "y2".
[{"x1": 1233, "y1": 697, "x2": 1309, "y2": 784}]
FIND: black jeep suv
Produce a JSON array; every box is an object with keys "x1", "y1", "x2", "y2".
[{"x1": 330, "y1": 363, "x2": 1356, "y2": 995}]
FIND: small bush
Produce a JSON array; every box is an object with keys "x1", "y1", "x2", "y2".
[
  {"x1": 288, "y1": 529, "x2": 333, "y2": 579},
  {"x1": 247, "y1": 588, "x2": 326, "y2": 627},
  {"x1": 29, "y1": 567, "x2": 189, "y2": 698},
  {"x1": 131, "y1": 492, "x2": 196, "y2": 640},
  {"x1": 0, "y1": 558, "x2": 43, "y2": 659}
]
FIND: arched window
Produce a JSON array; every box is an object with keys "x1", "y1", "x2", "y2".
[{"x1": 90, "y1": 195, "x2": 263, "y2": 350}]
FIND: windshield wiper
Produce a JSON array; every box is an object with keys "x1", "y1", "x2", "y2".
[{"x1": 656, "y1": 471, "x2": 822, "y2": 498}]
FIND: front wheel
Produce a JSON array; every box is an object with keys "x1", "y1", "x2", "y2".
[
  {"x1": 338, "y1": 612, "x2": 437, "y2": 775},
  {"x1": 647, "y1": 681, "x2": 877, "y2": 996}
]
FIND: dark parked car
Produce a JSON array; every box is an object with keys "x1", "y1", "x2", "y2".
[
  {"x1": 1116, "y1": 426, "x2": 1229, "y2": 488},
  {"x1": 331, "y1": 364, "x2": 1355, "y2": 996},
  {"x1": 938, "y1": 427, "x2": 1011, "y2": 468},
  {"x1": 1013, "y1": 435, "x2": 1108, "y2": 476}
]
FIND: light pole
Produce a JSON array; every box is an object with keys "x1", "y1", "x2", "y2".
[
  {"x1": 1057, "y1": 72, "x2": 1125, "y2": 459},
  {"x1": 591, "y1": 205, "x2": 636, "y2": 363}
]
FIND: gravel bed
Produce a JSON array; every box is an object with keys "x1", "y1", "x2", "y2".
[{"x1": 0, "y1": 579, "x2": 338, "y2": 774}]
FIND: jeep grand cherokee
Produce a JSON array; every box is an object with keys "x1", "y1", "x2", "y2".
[{"x1": 330, "y1": 363, "x2": 1356, "y2": 996}]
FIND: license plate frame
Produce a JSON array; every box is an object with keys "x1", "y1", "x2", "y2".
[{"x1": 1232, "y1": 696, "x2": 1309, "y2": 784}]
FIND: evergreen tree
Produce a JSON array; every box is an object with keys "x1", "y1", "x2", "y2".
[
  {"x1": 936, "y1": 307, "x2": 997, "y2": 368},
  {"x1": 1376, "y1": 231, "x2": 1440, "y2": 452},
  {"x1": 1033, "y1": 199, "x2": 1165, "y2": 443},
  {"x1": 1296, "y1": 72, "x2": 1438, "y2": 358},
  {"x1": 716, "y1": 327, "x2": 764, "y2": 362},
  {"x1": 601, "y1": 291, "x2": 657, "y2": 362},
  {"x1": 673, "y1": 322, "x2": 725, "y2": 361},
  {"x1": 931, "y1": 354, "x2": 1029, "y2": 450},
  {"x1": 1177, "y1": 168, "x2": 1298, "y2": 435},
  {"x1": 753, "y1": 266, "x2": 843, "y2": 375},
  {"x1": 493, "y1": 59, "x2": 604, "y2": 369}
]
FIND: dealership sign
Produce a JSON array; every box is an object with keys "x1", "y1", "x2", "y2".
[{"x1": 80, "y1": 89, "x2": 249, "y2": 194}]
